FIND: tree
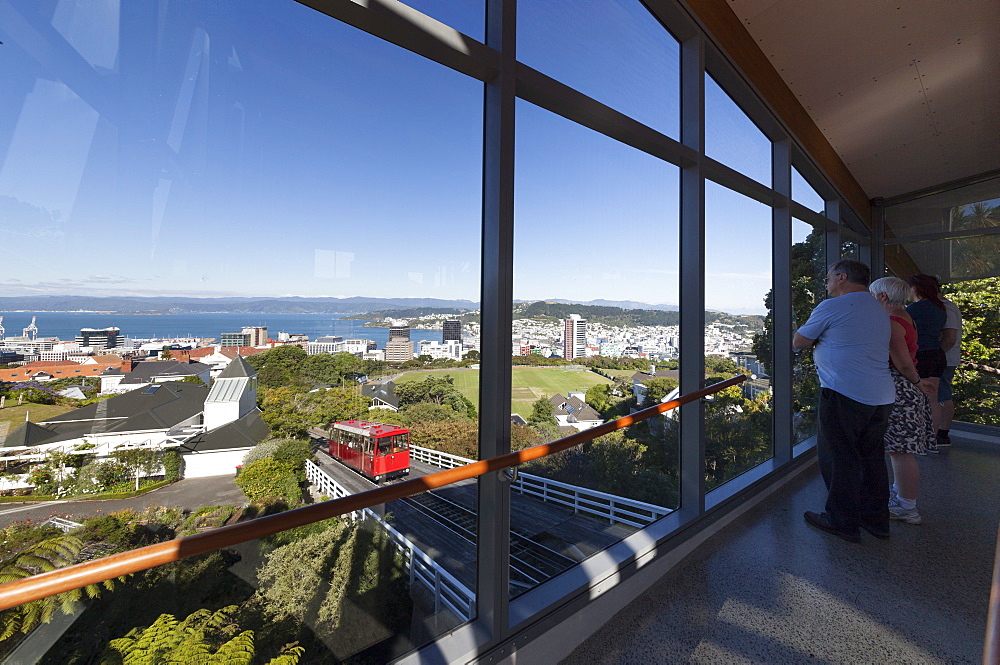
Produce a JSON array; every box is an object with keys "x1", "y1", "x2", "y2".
[
  {"x1": 246, "y1": 345, "x2": 309, "y2": 389},
  {"x1": 642, "y1": 377, "x2": 679, "y2": 405},
  {"x1": 951, "y1": 202, "x2": 1000, "y2": 279},
  {"x1": 398, "y1": 402, "x2": 470, "y2": 425},
  {"x1": 463, "y1": 350, "x2": 480, "y2": 362},
  {"x1": 407, "y1": 420, "x2": 480, "y2": 458},
  {"x1": 527, "y1": 396, "x2": 560, "y2": 442},
  {"x1": 159, "y1": 345, "x2": 172, "y2": 361},
  {"x1": 260, "y1": 386, "x2": 368, "y2": 438},
  {"x1": 112, "y1": 448, "x2": 162, "y2": 491},
  {"x1": 942, "y1": 277, "x2": 1000, "y2": 425},
  {"x1": 253, "y1": 521, "x2": 410, "y2": 658},
  {"x1": 752, "y1": 227, "x2": 826, "y2": 375},
  {"x1": 101, "y1": 605, "x2": 304, "y2": 665},
  {"x1": 301, "y1": 352, "x2": 363, "y2": 387},
  {"x1": 395, "y1": 375, "x2": 476, "y2": 418}
]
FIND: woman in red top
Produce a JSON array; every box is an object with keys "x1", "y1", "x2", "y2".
[{"x1": 870, "y1": 277, "x2": 935, "y2": 526}]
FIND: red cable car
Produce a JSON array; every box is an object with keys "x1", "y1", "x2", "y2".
[{"x1": 326, "y1": 420, "x2": 410, "y2": 483}]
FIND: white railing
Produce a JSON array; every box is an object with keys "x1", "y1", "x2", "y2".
[
  {"x1": 409, "y1": 445, "x2": 672, "y2": 528},
  {"x1": 305, "y1": 460, "x2": 474, "y2": 620}
]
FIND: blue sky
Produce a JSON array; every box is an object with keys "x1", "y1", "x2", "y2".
[{"x1": 0, "y1": 0, "x2": 823, "y2": 315}]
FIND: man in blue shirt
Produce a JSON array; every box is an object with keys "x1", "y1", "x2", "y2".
[{"x1": 794, "y1": 259, "x2": 895, "y2": 542}]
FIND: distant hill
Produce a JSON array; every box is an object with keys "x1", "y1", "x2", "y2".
[
  {"x1": 0, "y1": 296, "x2": 479, "y2": 315},
  {"x1": 530, "y1": 299, "x2": 678, "y2": 311}
]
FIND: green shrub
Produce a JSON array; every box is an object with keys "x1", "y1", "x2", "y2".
[
  {"x1": 76, "y1": 510, "x2": 146, "y2": 548},
  {"x1": 180, "y1": 505, "x2": 236, "y2": 535},
  {"x1": 235, "y1": 459, "x2": 297, "y2": 502},
  {"x1": 242, "y1": 439, "x2": 284, "y2": 467},
  {"x1": 162, "y1": 449, "x2": 181, "y2": 482},
  {"x1": 0, "y1": 521, "x2": 62, "y2": 559},
  {"x1": 263, "y1": 517, "x2": 340, "y2": 548},
  {"x1": 94, "y1": 461, "x2": 129, "y2": 488},
  {"x1": 239, "y1": 497, "x2": 290, "y2": 520},
  {"x1": 272, "y1": 440, "x2": 312, "y2": 481}
]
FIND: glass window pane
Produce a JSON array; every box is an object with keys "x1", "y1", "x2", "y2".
[
  {"x1": 704, "y1": 181, "x2": 773, "y2": 487},
  {"x1": 511, "y1": 100, "x2": 680, "y2": 600},
  {"x1": 792, "y1": 166, "x2": 825, "y2": 213},
  {"x1": 398, "y1": 0, "x2": 485, "y2": 42},
  {"x1": 891, "y1": 234, "x2": 1000, "y2": 283},
  {"x1": 705, "y1": 74, "x2": 771, "y2": 186},
  {"x1": 883, "y1": 176, "x2": 1000, "y2": 239},
  {"x1": 0, "y1": 1, "x2": 482, "y2": 659},
  {"x1": 791, "y1": 219, "x2": 827, "y2": 445},
  {"x1": 517, "y1": 0, "x2": 680, "y2": 139}
]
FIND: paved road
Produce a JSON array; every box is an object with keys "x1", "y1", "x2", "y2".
[{"x1": 0, "y1": 476, "x2": 245, "y2": 528}]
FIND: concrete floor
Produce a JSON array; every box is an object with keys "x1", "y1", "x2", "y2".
[{"x1": 561, "y1": 434, "x2": 998, "y2": 665}]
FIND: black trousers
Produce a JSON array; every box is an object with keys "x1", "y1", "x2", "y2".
[{"x1": 818, "y1": 388, "x2": 892, "y2": 532}]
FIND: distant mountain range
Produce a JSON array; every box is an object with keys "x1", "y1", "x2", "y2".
[{"x1": 0, "y1": 295, "x2": 680, "y2": 315}]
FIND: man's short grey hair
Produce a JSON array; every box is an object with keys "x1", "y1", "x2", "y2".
[
  {"x1": 829, "y1": 259, "x2": 871, "y2": 286},
  {"x1": 869, "y1": 276, "x2": 911, "y2": 306}
]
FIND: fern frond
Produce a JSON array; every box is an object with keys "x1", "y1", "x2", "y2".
[
  {"x1": 208, "y1": 630, "x2": 255, "y2": 665},
  {"x1": 266, "y1": 645, "x2": 306, "y2": 665}
]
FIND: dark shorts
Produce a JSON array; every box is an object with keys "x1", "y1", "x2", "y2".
[
  {"x1": 938, "y1": 365, "x2": 956, "y2": 402},
  {"x1": 916, "y1": 348, "x2": 946, "y2": 378}
]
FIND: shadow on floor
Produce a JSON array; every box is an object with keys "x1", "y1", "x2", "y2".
[{"x1": 561, "y1": 435, "x2": 997, "y2": 664}]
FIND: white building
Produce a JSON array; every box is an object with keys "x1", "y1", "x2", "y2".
[
  {"x1": 306, "y1": 336, "x2": 344, "y2": 355},
  {"x1": 419, "y1": 339, "x2": 463, "y2": 361}
]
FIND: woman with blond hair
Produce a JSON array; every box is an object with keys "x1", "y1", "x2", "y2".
[{"x1": 870, "y1": 276, "x2": 934, "y2": 526}]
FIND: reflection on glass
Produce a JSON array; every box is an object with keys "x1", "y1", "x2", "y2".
[
  {"x1": 883, "y1": 177, "x2": 1000, "y2": 239},
  {"x1": 841, "y1": 240, "x2": 860, "y2": 260},
  {"x1": 0, "y1": 0, "x2": 481, "y2": 659},
  {"x1": 704, "y1": 181, "x2": 773, "y2": 487},
  {"x1": 511, "y1": 100, "x2": 680, "y2": 598},
  {"x1": 517, "y1": 0, "x2": 680, "y2": 139},
  {"x1": 705, "y1": 74, "x2": 771, "y2": 186},
  {"x1": 893, "y1": 233, "x2": 1000, "y2": 283},
  {"x1": 38, "y1": 525, "x2": 416, "y2": 663},
  {"x1": 792, "y1": 166, "x2": 825, "y2": 213},
  {"x1": 791, "y1": 219, "x2": 826, "y2": 445}
]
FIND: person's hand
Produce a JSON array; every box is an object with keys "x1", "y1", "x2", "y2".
[{"x1": 916, "y1": 378, "x2": 935, "y2": 395}]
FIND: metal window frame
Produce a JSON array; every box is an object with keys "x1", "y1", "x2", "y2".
[{"x1": 286, "y1": 1, "x2": 871, "y2": 662}]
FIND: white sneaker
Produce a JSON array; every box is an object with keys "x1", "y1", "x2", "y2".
[{"x1": 888, "y1": 497, "x2": 922, "y2": 524}]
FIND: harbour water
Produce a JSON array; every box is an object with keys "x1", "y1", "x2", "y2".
[{"x1": 0, "y1": 312, "x2": 444, "y2": 347}]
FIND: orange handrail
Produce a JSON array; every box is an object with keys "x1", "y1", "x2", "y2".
[{"x1": 0, "y1": 374, "x2": 745, "y2": 612}]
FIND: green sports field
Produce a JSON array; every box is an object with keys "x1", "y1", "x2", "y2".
[{"x1": 394, "y1": 367, "x2": 612, "y2": 418}]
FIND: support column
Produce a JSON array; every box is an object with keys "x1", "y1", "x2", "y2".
[
  {"x1": 477, "y1": 0, "x2": 516, "y2": 644},
  {"x1": 679, "y1": 33, "x2": 706, "y2": 518},
  {"x1": 772, "y1": 139, "x2": 792, "y2": 464}
]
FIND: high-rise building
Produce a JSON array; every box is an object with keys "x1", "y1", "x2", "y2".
[
  {"x1": 563, "y1": 315, "x2": 587, "y2": 360},
  {"x1": 385, "y1": 340, "x2": 414, "y2": 362},
  {"x1": 242, "y1": 326, "x2": 268, "y2": 346},
  {"x1": 442, "y1": 320, "x2": 461, "y2": 342},
  {"x1": 389, "y1": 325, "x2": 410, "y2": 341},
  {"x1": 76, "y1": 327, "x2": 122, "y2": 350}
]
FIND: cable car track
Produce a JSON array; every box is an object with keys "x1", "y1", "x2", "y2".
[{"x1": 400, "y1": 491, "x2": 576, "y2": 593}]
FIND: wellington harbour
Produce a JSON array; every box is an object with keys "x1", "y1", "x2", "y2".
[{"x1": 0, "y1": 312, "x2": 443, "y2": 347}]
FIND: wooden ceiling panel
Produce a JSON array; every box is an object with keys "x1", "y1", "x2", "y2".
[{"x1": 724, "y1": 0, "x2": 1000, "y2": 199}]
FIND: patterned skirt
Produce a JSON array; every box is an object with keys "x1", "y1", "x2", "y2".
[{"x1": 884, "y1": 368, "x2": 935, "y2": 454}]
